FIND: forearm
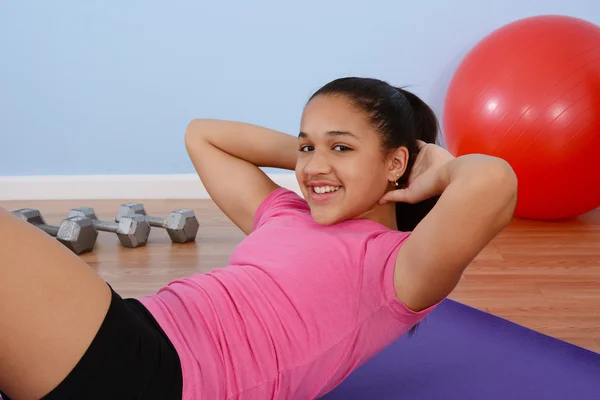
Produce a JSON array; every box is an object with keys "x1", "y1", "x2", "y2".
[
  {"x1": 433, "y1": 154, "x2": 518, "y2": 256},
  {"x1": 185, "y1": 118, "x2": 298, "y2": 170},
  {"x1": 437, "y1": 154, "x2": 518, "y2": 218}
]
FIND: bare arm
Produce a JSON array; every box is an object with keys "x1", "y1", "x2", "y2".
[
  {"x1": 184, "y1": 119, "x2": 298, "y2": 234},
  {"x1": 394, "y1": 154, "x2": 518, "y2": 311}
]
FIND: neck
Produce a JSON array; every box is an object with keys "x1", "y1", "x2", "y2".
[{"x1": 357, "y1": 202, "x2": 398, "y2": 230}]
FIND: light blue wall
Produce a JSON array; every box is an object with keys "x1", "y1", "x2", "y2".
[{"x1": 1, "y1": 0, "x2": 598, "y2": 176}]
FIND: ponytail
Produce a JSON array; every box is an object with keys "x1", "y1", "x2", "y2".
[{"x1": 394, "y1": 87, "x2": 440, "y2": 232}]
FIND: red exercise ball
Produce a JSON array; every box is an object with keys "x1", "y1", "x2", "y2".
[{"x1": 443, "y1": 15, "x2": 600, "y2": 220}]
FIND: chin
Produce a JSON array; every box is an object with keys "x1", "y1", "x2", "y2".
[{"x1": 309, "y1": 209, "x2": 345, "y2": 226}]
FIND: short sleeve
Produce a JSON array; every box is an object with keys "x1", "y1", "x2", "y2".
[
  {"x1": 253, "y1": 187, "x2": 309, "y2": 231},
  {"x1": 365, "y1": 230, "x2": 442, "y2": 325}
]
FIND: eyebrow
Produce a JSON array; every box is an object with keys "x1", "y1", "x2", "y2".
[{"x1": 298, "y1": 130, "x2": 360, "y2": 140}]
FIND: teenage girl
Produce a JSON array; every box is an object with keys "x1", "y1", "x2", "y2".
[{"x1": 0, "y1": 77, "x2": 517, "y2": 399}]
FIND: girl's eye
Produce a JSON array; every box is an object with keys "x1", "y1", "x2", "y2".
[
  {"x1": 333, "y1": 145, "x2": 351, "y2": 152},
  {"x1": 299, "y1": 145, "x2": 352, "y2": 152}
]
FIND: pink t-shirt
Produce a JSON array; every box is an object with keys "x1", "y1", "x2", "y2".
[{"x1": 139, "y1": 187, "x2": 438, "y2": 399}]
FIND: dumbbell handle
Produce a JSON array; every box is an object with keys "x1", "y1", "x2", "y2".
[
  {"x1": 92, "y1": 220, "x2": 120, "y2": 233},
  {"x1": 145, "y1": 215, "x2": 167, "y2": 228},
  {"x1": 36, "y1": 223, "x2": 60, "y2": 237}
]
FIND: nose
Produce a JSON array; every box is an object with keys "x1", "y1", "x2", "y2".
[{"x1": 303, "y1": 151, "x2": 332, "y2": 176}]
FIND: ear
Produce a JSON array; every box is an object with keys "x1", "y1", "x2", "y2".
[{"x1": 387, "y1": 146, "x2": 409, "y2": 182}]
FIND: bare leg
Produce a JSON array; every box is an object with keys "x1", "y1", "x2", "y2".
[{"x1": 0, "y1": 208, "x2": 111, "y2": 399}]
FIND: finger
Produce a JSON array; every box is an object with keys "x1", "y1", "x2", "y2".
[
  {"x1": 416, "y1": 140, "x2": 427, "y2": 149},
  {"x1": 378, "y1": 189, "x2": 413, "y2": 205},
  {"x1": 378, "y1": 191, "x2": 393, "y2": 205}
]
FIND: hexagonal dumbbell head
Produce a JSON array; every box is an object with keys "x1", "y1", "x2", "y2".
[
  {"x1": 12, "y1": 208, "x2": 97, "y2": 254},
  {"x1": 164, "y1": 209, "x2": 199, "y2": 243},
  {"x1": 56, "y1": 216, "x2": 98, "y2": 254},
  {"x1": 12, "y1": 208, "x2": 46, "y2": 225},
  {"x1": 68, "y1": 207, "x2": 97, "y2": 220},
  {"x1": 115, "y1": 214, "x2": 151, "y2": 247},
  {"x1": 115, "y1": 202, "x2": 146, "y2": 222}
]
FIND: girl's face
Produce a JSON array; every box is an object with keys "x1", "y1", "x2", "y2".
[{"x1": 296, "y1": 94, "x2": 408, "y2": 227}]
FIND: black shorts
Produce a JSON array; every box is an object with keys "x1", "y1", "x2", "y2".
[{"x1": 0, "y1": 285, "x2": 183, "y2": 400}]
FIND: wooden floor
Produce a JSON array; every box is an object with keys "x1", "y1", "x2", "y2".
[{"x1": 3, "y1": 198, "x2": 600, "y2": 354}]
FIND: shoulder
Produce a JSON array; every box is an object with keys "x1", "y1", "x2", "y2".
[
  {"x1": 364, "y1": 229, "x2": 411, "y2": 261},
  {"x1": 363, "y1": 229, "x2": 440, "y2": 321},
  {"x1": 253, "y1": 187, "x2": 310, "y2": 230},
  {"x1": 362, "y1": 230, "x2": 411, "y2": 287}
]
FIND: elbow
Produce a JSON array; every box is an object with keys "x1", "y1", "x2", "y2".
[
  {"x1": 490, "y1": 158, "x2": 519, "y2": 224},
  {"x1": 497, "y1": 158, "x2": 518, "y2": 203},
  {"x1": 184, "y1": 119, "x2": 209, "y2": 151}
]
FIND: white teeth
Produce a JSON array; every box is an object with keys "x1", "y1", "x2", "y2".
[{"x1": 313, "y1": 186, "x2": 341, "y2": 194}]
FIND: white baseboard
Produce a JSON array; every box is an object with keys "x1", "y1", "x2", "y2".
[{"x1": 0, "y1": 173, "x2": 301, "y2": 200}]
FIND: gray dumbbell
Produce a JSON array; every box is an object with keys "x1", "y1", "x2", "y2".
[
  {"x1": 12, "y1": 208, "x2": 98, "y2": 255},
  {"x1": 115, "y1": 202, "x2": 199, "y2": 243},
  {"x1": 67, "y1": 207, "x2": 151, "y2": 248}
]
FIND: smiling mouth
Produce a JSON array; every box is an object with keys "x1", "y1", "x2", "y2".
[
  {"x1": 312, "y1": 185, "x2": 341, "y2": 194},
  {"x1": 308, "y1": 185, "x2": 342, "y2": 203}
]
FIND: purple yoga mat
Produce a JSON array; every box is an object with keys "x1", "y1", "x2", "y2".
[{"x1": 321, "y1": 299, "x2": 600, "y2": 400}]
